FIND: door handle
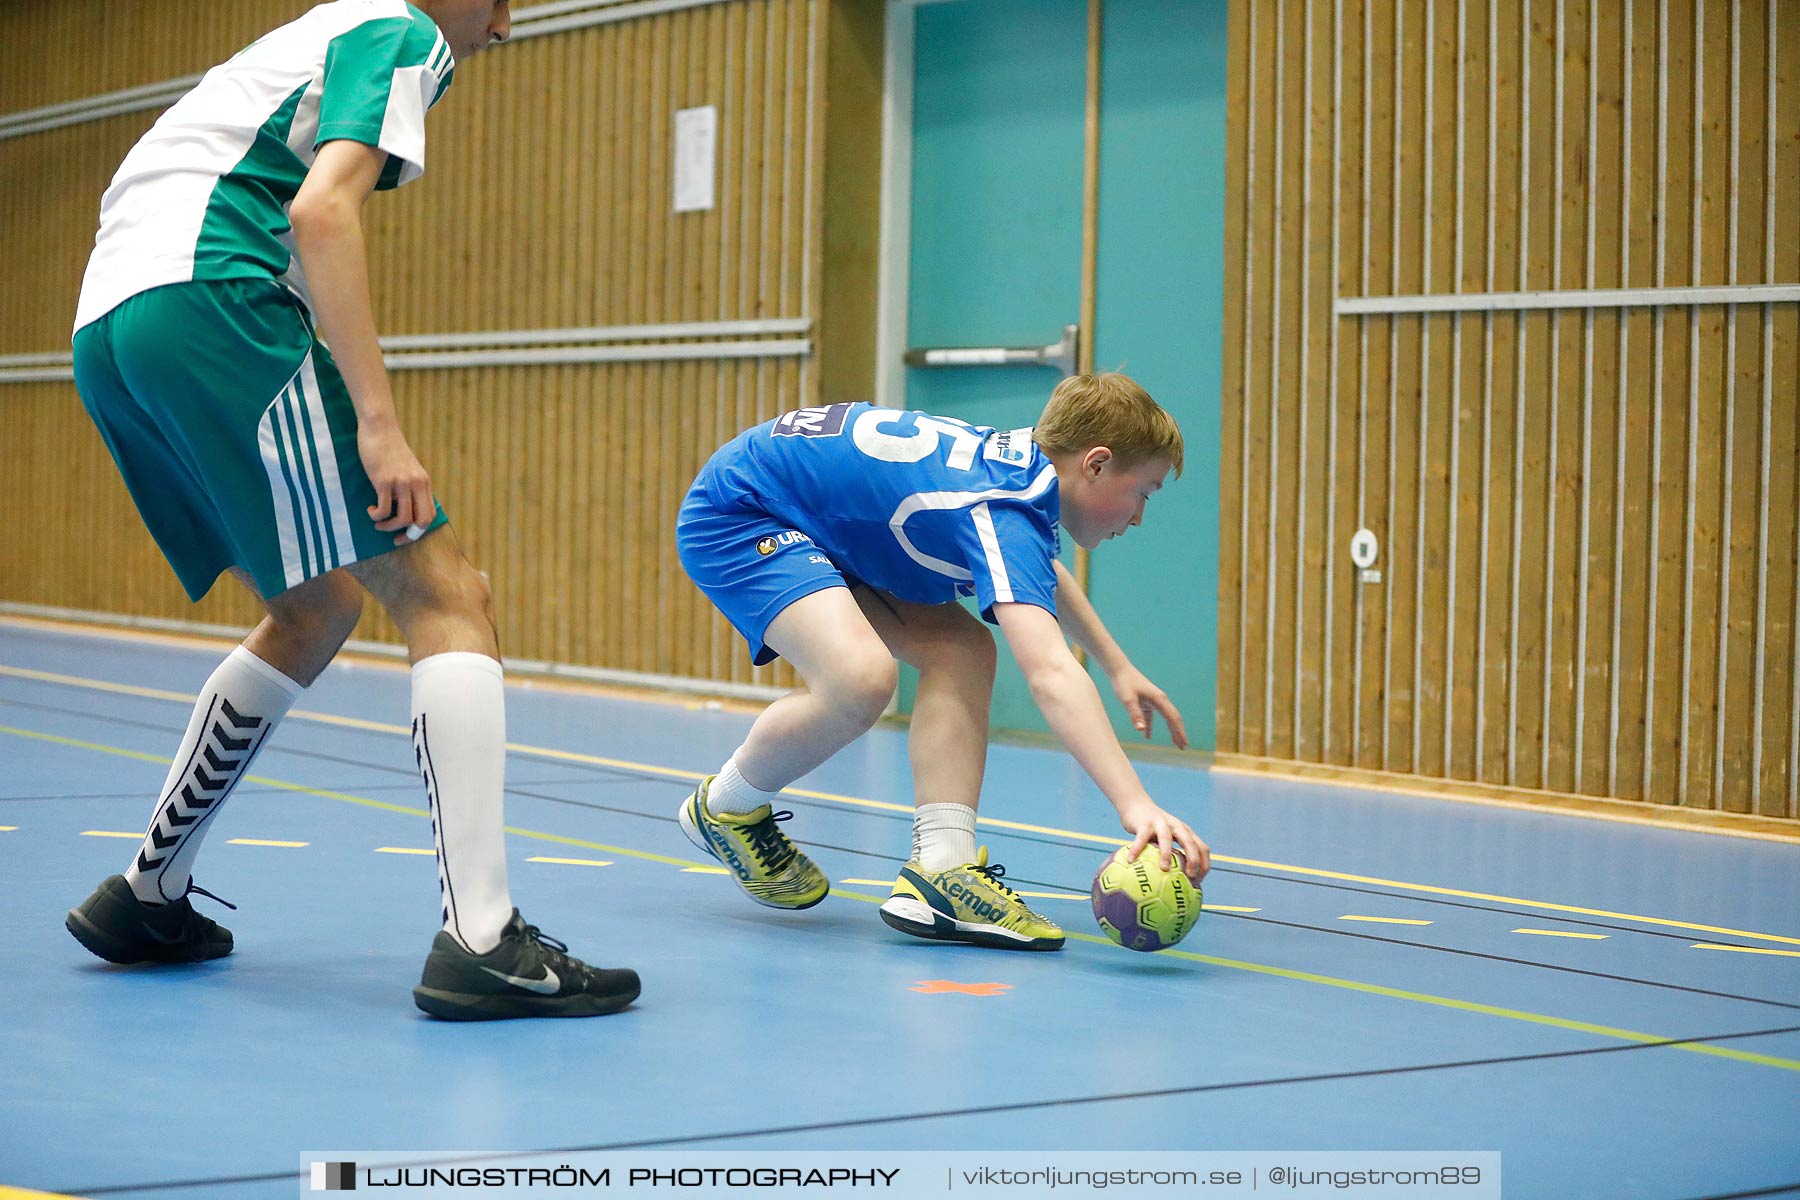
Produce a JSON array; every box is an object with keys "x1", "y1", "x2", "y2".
[{"x1": 904, "y1": 323, "x2": 1078, "y2": 377}]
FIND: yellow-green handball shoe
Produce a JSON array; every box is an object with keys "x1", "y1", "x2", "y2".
[
  {"x1": 677, "y1": 776, "x2": 830, "y2": 910},
  {"x1": 879, "y1": 847, "x2": 1065, "y2": 951}
]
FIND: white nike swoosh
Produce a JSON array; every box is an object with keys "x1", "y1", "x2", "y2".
[{"x1": 480, "y1": 964, "x2": 560, "y2": 995}]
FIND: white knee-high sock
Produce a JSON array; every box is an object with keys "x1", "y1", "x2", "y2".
[
  {"x1": 412, "y1": 652, "x2": 513, "y2": 954},
  {"x1": 912, "y1": 802, "x2": 978, "y2": 871},
  {"x1": 125, "y1": 646, "x2": 302, "y2": 904}
]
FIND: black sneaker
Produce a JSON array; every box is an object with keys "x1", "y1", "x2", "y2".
[
  {"x1": 412, "y1": 910, "x2": 640, "y2": 1021},
  {"x1": 65, "y1": 874, "x2": 235, "y2": 965}
]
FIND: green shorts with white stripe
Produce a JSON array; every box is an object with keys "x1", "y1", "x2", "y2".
[{"x1": 72, "y1": 277, "x2": 446, "y2": 601}]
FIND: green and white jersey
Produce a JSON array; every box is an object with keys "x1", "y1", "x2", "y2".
[{"x1": 75, "y1": 0, "x2": 454, "y2": 333}]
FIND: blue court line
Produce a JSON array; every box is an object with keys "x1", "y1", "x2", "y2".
[
  {"x1": 5, "y1": 662, "x2": 1798, "y2": 949},
  {"x1": 10, "y1": 688, "x2": 1797, "y2": 978},
  {"x1": 10, "y1": 685, "x2": 1800, "y2": 1000},
  {"x1": 4, "y1": 718, "x2": 1798, "y2": 1075},
  {"x1": 28, "y1": 715, "x2": 1798, "y2": 1017}
]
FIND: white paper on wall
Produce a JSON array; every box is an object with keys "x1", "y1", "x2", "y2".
[{"x1": 674, "y1": 105, "x2": 717, "y2": 213}]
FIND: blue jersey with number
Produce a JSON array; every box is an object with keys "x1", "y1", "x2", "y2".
[{"x1": 694, "y1": 402, "x2": 1062, "y2": 619}]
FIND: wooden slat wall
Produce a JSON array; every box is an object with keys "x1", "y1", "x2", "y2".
[
  {"x1": 1221, "y1": 0, "x2": 1800, "y2": 819},
  {"x1": 0, "y1": 0, "x2": 883, "y2": 692}
]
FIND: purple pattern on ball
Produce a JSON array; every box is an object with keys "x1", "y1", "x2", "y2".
[{"x1": 1091, "y1": 879, "x2": 1163, "y2": 952}]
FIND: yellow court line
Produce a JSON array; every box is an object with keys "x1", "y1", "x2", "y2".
[
  {"x1": 1692, "y1": 943, "x2": 1800, "y2": 959},
  {"x1": 1205, "y1": 905, "x2": 1263, "y2": 913},
  {"x1": 8, "y1": 713, "x2": 1800, "y2": 945},
  {"x1": 4, "y1": 721, "x2": 1797, "y2": 1075},
  {"x1": 1513, "y1": 929, "x2": 1609, "y2": 940},
  {"x1": 1211, "y1": 760, "x2": 1800, "y2": 846},
  {"x1": 79, "y1": 830, "x2": 140, "y2": 839},
  {"x1": 9, "y1": 664, "x2": 1800, "y2": 949},
  {"x1": 0, "y1": 826, "x2": 16, "y2": 832},
  {"x1": 1049, "y1": 925, "x2": 1800, "y2": 1074},
  {"x1": 0, "y1": 665, "x2": 200, "y2": 706},
  {"x1": 1340, "y1": 915, "x2": 1434, "y2": 926},
  {"x1": 822, "y1": 879, "x2": 1800, "y2": 1076},
  {"x1": 226, "y1": 838, "x2": 308, "y2": 848},
  {"x1": 0, "y1": 1186, "x2": 92, "y2": 1200},
  {"x1": 841, "y1": 878, "x2": 897, "y2": 887},
  {"x1": 682, "y1": 866, "x2": 729, "y2": 874},
  {"x1": 528, "y1": 856, "x2": 613, "y2": 867},
  {"x1": 374, "y1": 847, "x2": 434, "y2": 856},
  {"x1": 1217, "y1": 853, "x2": 1800, "y2": 947}
]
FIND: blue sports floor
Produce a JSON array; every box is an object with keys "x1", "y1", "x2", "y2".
[{"x1": 1, "y1": 618, "x2": 1797, "y2": 1199}]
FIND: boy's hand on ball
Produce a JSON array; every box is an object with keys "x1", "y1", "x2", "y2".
[
  {"x1": 1108, "y1": 665, "x2": 1188, "y2": 749},
  {"x1": 1121, "y1": 800, "x2": 1210, "y2": 881}
]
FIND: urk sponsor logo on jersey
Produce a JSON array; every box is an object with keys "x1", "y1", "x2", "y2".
[
  {"x1": 771, "y1": 403, "x2": 852, "y2": 438},
  {"x1": 756, "y1": 530, "x2": 812, "y2": 556}
]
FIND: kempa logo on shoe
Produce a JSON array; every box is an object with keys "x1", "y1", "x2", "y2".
[
  {"x1": 944, "y1": 880, "x2": 1008, "y2": 924},
  {"x1": 480, "y1": 965, "x2": 560, "y2": 995},
  {"x1": 706, "y1": 825, "x2": 751, "y2": 876}
]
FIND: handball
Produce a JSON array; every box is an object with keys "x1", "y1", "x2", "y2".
[{"x1": 1091, "y1": 845, "x2": 1202, "y2": 952}]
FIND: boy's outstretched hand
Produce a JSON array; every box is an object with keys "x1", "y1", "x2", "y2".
[
  {"x1": 1109, "y1": 664, "x2": 1188, "y2": 749},
  {"x1": 1120, "y1": 799, "x2": 1210, "y2": 882}
]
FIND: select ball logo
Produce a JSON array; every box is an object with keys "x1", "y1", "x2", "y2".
[{"x1": 755, "y1": 531, "x2": 811, "y2": 556}]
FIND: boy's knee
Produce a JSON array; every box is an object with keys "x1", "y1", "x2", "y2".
[
  {"x1": 830, "y1": 651, "x2": 897, "y2": 727},
  {"x1": 445, "y1": 558, "x2": 493, "y2": 620},
  {"x1": 405, "y1": 552, "x2": 492, "y2": 625}
]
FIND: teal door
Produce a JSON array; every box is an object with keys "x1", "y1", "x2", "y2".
[
  {"x1": 901, "y1": 0, "x2": 1226, "y2": 753},
  {"x1": 901, "y1": 0, "x2": 1088, "y2": 733}
]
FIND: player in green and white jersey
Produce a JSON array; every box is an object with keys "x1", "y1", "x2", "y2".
[{"x1": 64, "y1": 0, "x2": 641, "y2": 1021}]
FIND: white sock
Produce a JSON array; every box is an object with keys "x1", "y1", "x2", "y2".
[
  {"x1": 125, "y1": 646, "x2": 301, "y2": 905},
  {"x1": 412, "y1": 652, "x2": 513, "y2": 955},
  {"x1": 912, "y1": 802, "x2": 977, "y2": 871},
  {"x1": 706, "y1": 751, "x2": 783, "y2": 817}
]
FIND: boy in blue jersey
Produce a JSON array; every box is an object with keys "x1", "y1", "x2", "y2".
[{"x1": 675, "y1": 373, "x2": 1209, "y2": 950}]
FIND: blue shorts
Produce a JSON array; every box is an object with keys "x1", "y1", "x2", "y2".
[{"x1": 676, "y1": 472, "x2": 850, "y2": 666}]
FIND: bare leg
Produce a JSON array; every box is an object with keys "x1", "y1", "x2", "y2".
[
  {"x1": 729, "y1": 587, "x2": 898, "y2": 790},
  {"x1": 852, "y1": 589, "x2": 996, "y2": 813},
  {"x1": 855, "y1": 595, "x2": 1061, "y2": 949},
  {"x1": 232, "y1": 567, "x2": 365, "y2": 685},
  {"x1": 343, "y1": 525, "x2": 496, "y2": 661}
]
